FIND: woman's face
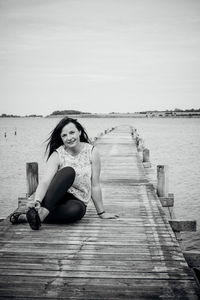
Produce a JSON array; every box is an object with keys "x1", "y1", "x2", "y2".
[{"x1": 60, "y1": 122, "x2": 81, "y2": 148}]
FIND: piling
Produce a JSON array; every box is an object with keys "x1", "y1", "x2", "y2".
[
  {"x1": 157, "y1": 165, "x2": 169, "y2": 197},
  {"x1": 142, "y1": 148, "x2": 151, "y2": 168},
  {"x1": 26, "y1": 162, "x2": 38, "y2": 197}
]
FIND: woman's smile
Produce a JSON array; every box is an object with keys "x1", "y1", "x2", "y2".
[
  {"x1": 66, "y1": 139, "x2": 76, "y2": 146},
  {"x1": 61, "y1": 122, "x2": 82, "y2": 152}
]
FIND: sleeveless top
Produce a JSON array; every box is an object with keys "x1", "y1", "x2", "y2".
[{"x1": 56, "y1": 143, "x2": 94, "y2": 206}]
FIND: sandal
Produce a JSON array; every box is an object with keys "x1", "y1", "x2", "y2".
[
  {"x1": 9, "y1": 211, "x2": 26, "y2": 225},
  {"x1": 26, "y1": 207, "x2": 41, "y2": 230}
]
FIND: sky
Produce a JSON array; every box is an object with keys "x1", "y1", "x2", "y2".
[{"x1": 0, "y1": 0, "x2": 200, "y2": 116}]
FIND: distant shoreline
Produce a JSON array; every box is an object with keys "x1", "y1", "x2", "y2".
[
  {"x1": 47, "y1": 114, "x2": 200, "y2": 118},
  {"x1": 1, "y1": 113, "x2": 200, "y2": 119}
]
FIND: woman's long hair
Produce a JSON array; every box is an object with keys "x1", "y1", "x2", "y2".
[{"x1": 45, "y1": 117, "x2": 91, "y2": 160}]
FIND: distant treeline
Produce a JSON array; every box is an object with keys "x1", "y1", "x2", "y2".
[
  {"x1": 139, "y1": 108, "x2": 200, "y2": 114},
  {"x1": 1, "y1": 108, "x2": 200, "y2": 118},
  {"x1": 174, "y1": 108, "x2": 200, "y2": 112},
  {"x1": 50, "y1": 110, "x2": 91, "y2": 116},
  {"x1": 0, "y1": 114, "x2": 43, "y2": 118},
  {"x1": 0, "y1": 114, "x2": 21, "y2": 118}
]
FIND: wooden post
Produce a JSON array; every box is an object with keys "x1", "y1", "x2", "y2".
[
  {"x1": 159, "y1": 193, "x2": 174, "y2": 207},
  {"x1": 143, "y1": 148, "x2": 149, "y2": 162},
  {"x1": 137, "y1": 138, "x2": 144, "y2": 151},
  {"x1": 157, "y1": 165, "x2": 169, "y2": 197},
  {"x1": 18, "y1": 194, "x2": 30, "y2": 211},
  {"x1": 169, "y1": 220, "x2": 197, "y2": 232},
  {"x1": 135, "y1": 135, "x2": 139, "y2": 146},
  {"x1": 183, "y1": 251, "x2": 200, "y2": 268},
  {"x1": 131, "y1": 127, "x2": 136, "y2": 138},
  {"x1": 142, "y1": 148, "x2": 151, "y2": 168},
  {"x1": 26, "y1": 162, "x2": 38, "y2": 197}
]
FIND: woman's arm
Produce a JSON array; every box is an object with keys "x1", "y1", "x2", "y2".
[
  {"x1": 28, "y1": 152, "x2": 59, "y2": 207},
  {"x1": 91, "y1": 147, "x2": 118, "y2": 219}
]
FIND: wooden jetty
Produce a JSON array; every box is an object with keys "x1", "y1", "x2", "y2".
[{"x1": 0, "y1": 125, "x2": 199, "y2": 299}]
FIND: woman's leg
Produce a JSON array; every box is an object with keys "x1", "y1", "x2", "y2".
[
  {"x1": 44, "y1": 198, "x2": 86, "y2": 223},
  {"x1": 26, "y1": 166, "x2": 76, "y2": 228},
  {"x1": 41, "y1": 166, "x2": 75, "y2": 212}
]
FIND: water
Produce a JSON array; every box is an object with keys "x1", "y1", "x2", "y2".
[{"x1": 0, "y1": 117, "x2": 200, "y2": 251}]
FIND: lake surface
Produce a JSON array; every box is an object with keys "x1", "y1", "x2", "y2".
[{"x1": 0, "y1": 117, "x2": 200, "y2": 251}]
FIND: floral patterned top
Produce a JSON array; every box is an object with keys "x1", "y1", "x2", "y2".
[{"x1": 56, "y1": 143, "x2": 94, "y2": 206}]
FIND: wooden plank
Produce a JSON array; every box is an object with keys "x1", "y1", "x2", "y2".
[
  {"x1": 0, "y1": 268, "x2": 194, "y2": 279},
  {"x1": 0, "y1": 263, "x2": 192, "y2": 275},
  {"x1": 0, "y1": 281, "x2": 199, "y2": 300},
  {"x1": 0, "y1": 257, "x2": 188, "y2": 269},
  {"x1": 0, "y1": 251, "x2": 186, "y2": 262}
]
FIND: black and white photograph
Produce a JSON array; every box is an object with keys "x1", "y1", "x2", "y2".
[{"x1": 0, "y1": 0, "x2": 200, "y2": 299}]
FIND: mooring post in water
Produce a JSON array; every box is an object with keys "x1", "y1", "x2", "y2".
[
  {"x1": 131, "y1": 127, "x2": 137, "y2": 139},
  {"x1": 156, "y1": 165, "x2": 196, "y2": 238},
  {"x1": 26, "y1": 162, "x2": 39, "y2": 197},
  {"x1": 156, "y1": 165, "x2": 174, "y2": 208},
  {"x1": 183, "y1": 251, "x2": 200, "y2": 269},
  {"x1": 18, "y1": 162, "x2": 39, "y2": 210},
  {"x1": 142, "y1": 148, "x2": 151, "y2": 168},
  {"x1": 134, "y1": 131, "x2": 139, "y2": 144},
  {"x1": 157, "y1": 165, "x2": 169, "y2": 197},
  {"x1": 137, "y1": 138, "x2": 144, "y2": 151},
  {"x1": 168, "y1": 220, "x2": 197, "y2": 232},
  {"x1": 143, "y1": 148, "x2": 150, "y2": 162}
]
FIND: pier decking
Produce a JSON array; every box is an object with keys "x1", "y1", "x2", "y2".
[{"x1": 0, "y1": 125, "x2": 199, "y2": 299}]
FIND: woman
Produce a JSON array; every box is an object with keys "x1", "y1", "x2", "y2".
[{"x1": 10, "y1": 117, "x2": 118, "y2": 230}]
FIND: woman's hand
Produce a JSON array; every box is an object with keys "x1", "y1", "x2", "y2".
[{"x1": 98, "y1": 212, "x2": 119, "y2": 219}]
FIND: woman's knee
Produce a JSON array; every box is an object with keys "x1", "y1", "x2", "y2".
[
  {"x1": 54, "y1": 167, "x2": 76, "y2": 186},
  {"x1": 43, "y1": 199, "x2": 86, "y2": 223},
  {"x1": 65, "y1": 200, "x2": 86, "y2": 221},
  {"x1": 59, "y1": 166, "x2": 75, "y2": 179}
]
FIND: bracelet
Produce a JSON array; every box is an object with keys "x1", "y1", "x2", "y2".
[{"x1": 97, "y1": 211, "x2": 105, "y2": 216}]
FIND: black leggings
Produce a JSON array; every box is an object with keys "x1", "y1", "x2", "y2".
[{"x1": 41, "y1": 167, "x2": 86, "y2": 223}]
